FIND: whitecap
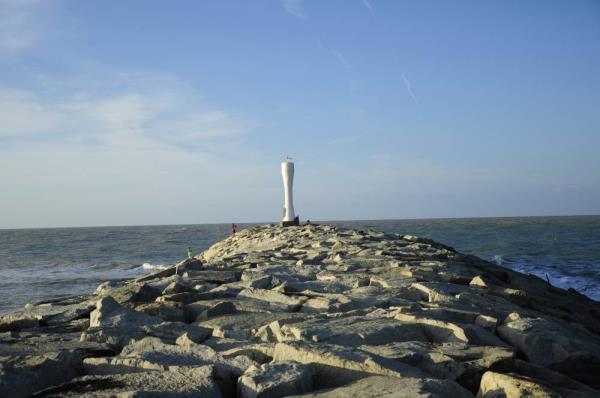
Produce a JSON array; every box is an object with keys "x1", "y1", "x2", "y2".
[{"x1": 141, "y1": 262, "x2": 168, "y2": 270}]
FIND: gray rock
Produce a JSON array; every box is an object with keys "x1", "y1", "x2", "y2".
[
  {"x1": 0, "y1": 350, "x2": 83, "y2": 398},
  {"x1": 198, "y1": 312, "x2": 302, "y2": 340},
  {"x1": 238, "y1": 361, "x2": 313, "y2": 398},
  {"x1": 497, "y1": 314, "x2": 600, "y2": 388},
  {"x1": 134, "y1": 301, "x2": 186, "y2": 322},
  {"x1": 201, "y1": 337, "x2": 274, "y2": 363},
  {"x1": 0, "y1": 298, "x2": 95, "y2": 331},
  {"x1": 359, "y1": 342, "x2": 465, "y2": 379},
  {"x1": 237, "y1": 288, "x2": 306, "y2": 312},
  {"x1": 395, "y1": 313, "x2": 507, "y2": 346},
  {"x1": 182, "y1": 269, "x2": 241, "y2": 284},
  {"x1": 273, "y1": 341, "x2": 423, "y2": 387},
  {"x1": 32, "y1": 365, "x2": 222, "y2": 397},
  {"x1": 299, "y1": 292, "x2": 387, "y2": 313},
  {"x1": 287, "y1": 375, "x2": 473, "y2": 398},
  {"x1": 277, "y1": 315, "x2": 428, "y2": 347},
  {"x1": 189, "y1": 301, "x2": 237, "y2": 322},
  {"x1": 4, "y1": 223, "x2": 600, "y2": 397},
  {"x1": 162, "y1": 279, "x2": 194, "y2": 295},
  {"x1": 83, "y1": 336, "x2": 255, "y2": 397},
  {"x1": 97, "y1": 282, "x2": 161, "y2": 304},
  {"x1": 80, "y1": 297, "x2": 210, "y2": 349},
  {"x1": 477, "y1": 371, "x2": 560, "y2": 398}
]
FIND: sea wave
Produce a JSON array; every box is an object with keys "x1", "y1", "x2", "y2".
[
  {"x1": 494, "y1": 256, "x2": 600, "y2": 301},
  {"x1": 141, "y1": 262, "x2": 168, "y2": 270},
  {"x1": 491, "y1": 255, "x2": 503, "y2": 266}
]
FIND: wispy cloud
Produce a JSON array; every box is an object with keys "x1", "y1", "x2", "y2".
[
  {"x1": 401, "y1": 73, "x2": 418, "y2": 104},
  {"x1": 362, "y1": 0, "x2": 376, "y2": 19},
  {"x1": 281, "y1": 0, "x2": 307, "y2": 19},
  {"x1": 0, "y1": 72, "x2": 247, "y2": 152},
  {"x1": 0, "y1": 69, "x2": 272, "y2": 228},
  {"x1": 332, "y1": 49, "x2": 351, "y2": 69},
  {"x1": 317, "y1": 38, "x2": 352, "y2": 70},
  {"x1": 0, "y1": 0, "x2": 48, "y2": 52}
]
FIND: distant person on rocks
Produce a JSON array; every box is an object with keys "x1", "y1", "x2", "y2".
[
  {"x1": 232, "y1": 223, "x2": 238, "y2": 234},
  {"x1": 187, "y1": 247, "x2": 193, "y2": 259},
  {"x1": 306, "y1": 219, "x2": 311, "y2": 225}
]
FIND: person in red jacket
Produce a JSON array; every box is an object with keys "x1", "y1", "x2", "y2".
[{"x1": 231, "y1": 223, "x2": 238, "y2": 234}]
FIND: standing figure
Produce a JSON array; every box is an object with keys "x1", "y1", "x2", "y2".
[{"x1": 232, "y1": 223, "x2": 238, "y2": 234}]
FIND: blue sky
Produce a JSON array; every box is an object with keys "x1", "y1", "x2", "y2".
[{"x1": 1, "y1": 0, "x2": 599, "y2": 228}]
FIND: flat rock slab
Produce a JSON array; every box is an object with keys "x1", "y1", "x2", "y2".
[
  {"x1": 237, "y1": 288, "x2": 306, "y2": 311},
  {"x1": 31, "y1": 365, "x2": 222, "y2": 397},
  {"x1": 278, "y1": 315, "x2": 428, "y2": 347},
  {"x1": 287, "y1": 375, "x2": 472, "y2": 398},
  {"x1": 273, "y1": 341, "x2": 424, "y2": 388}
]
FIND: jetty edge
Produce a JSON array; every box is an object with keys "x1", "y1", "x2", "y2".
[{"x1": 0, "y1": 224, "x2": 599, "y2": 397}]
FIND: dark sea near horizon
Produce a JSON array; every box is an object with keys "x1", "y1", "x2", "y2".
[{"x1": 1, "y1": 216, "x2": 599, "y2": 314}]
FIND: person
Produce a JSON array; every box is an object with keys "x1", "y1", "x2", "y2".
[
  {"x1": 187, "y1": 247, "x2": 193, "y2": 259},
  {"x1": 231, "y1": 223, "x2": 238, "y2": 234},
  {"x1": 306, "y1": 219, "x2": 311, "y2": 225}
]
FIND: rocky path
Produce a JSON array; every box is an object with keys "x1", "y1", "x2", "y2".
[{"x1": 1, "y1": 224, "x2": 600, "y2": 397}]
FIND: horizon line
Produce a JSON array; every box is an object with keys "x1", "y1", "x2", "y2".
[{"x1": 2, "y1": 213, "x2": 599, "y2": 231}]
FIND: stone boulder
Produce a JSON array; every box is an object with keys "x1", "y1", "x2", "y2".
[
  {"x1": 497, "y1": 314, "x2": 600, "y2": 388},
  {"x1": 0, "y1": 350, "x2": 83, "y2": 398},
  {"x1": 238, "y1": 360, "x2": 313, "y2": 398},
  {"x1": 477, "y1": 371, "x2": 560, "y2": 398},
  {"x1": 80, "y1": 297, "x2": 210, "y2": 349},
  {"x1": 0, "y1": 297, "x2": 95, "y2": 331},
  {"x1": 96, "y1": 281, "x2": 161, "y2": 304}
]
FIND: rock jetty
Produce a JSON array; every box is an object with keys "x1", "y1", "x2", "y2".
[{"x1": 2, "y1": 224, "x2": 600, "y2": 397}]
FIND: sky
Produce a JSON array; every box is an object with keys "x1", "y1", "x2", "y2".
[{"x1": 1, "y1": 0, "x2": 599, "y2": 228}]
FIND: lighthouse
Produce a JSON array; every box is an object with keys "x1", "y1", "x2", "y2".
[{"x1": 281, "y1": 158, "x2": 299, "y2": 227}]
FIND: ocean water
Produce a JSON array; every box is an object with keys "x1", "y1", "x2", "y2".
[{"x1": 0, "y1": 216, "x2": 598, "y2": 314}]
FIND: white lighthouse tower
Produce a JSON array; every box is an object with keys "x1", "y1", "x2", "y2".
[{"x1": 281, "y1": 157, "x2": 299, "y2": 227}]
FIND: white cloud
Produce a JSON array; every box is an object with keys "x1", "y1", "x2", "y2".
[
  {"x1": 281, "y1": 0, "x2": 307, "y2": 19},
  {"x1": 0, "y1": 70, "x2": 275, "y2": 228},
  {"x1": 0, "y1": 89, "x2": 61, "y2": 136},
  {"x1": 0, "y1": 74, "x2": 246, "y2": 151}
]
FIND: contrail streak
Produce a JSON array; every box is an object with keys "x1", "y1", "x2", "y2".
[
  {"x1": 362, "y1": 0, "x2": 375, "y2": 19},
  {"x1": 401, "y1": 73, "x2": 418, "y2": 104}
]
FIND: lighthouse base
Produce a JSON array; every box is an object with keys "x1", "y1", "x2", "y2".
[{"x1": 280, "y1": 217, "x2": 300, "y2": 227}]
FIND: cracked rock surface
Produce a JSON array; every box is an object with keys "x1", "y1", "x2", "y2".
[{"x1": 2, "y1": 224, "x2": 600, "y2": 397}]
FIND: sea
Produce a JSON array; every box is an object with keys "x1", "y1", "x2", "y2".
[{"x1": 1, "y1": 216, "x2": 599, "y2": 315}]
